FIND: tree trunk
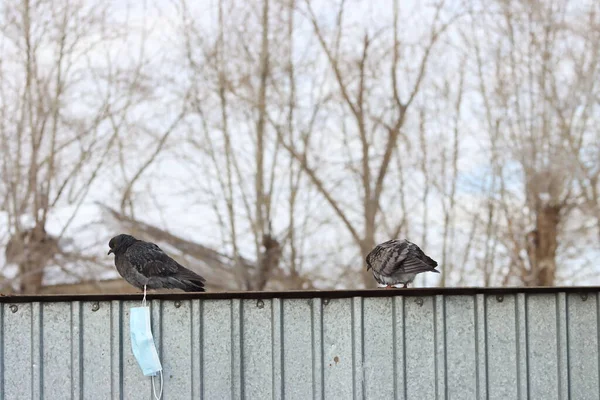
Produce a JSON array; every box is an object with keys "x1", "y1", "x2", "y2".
[
  {"x1": 6, "y1": 224, "x2": 57, "y2": 294},
  {"x1": 525, "y1": 204, "x2": 560, "y2": 286}
]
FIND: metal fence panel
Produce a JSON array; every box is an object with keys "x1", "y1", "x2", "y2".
[{"x1": 2, "y1": 290, "x2": 599, "y2": 399}]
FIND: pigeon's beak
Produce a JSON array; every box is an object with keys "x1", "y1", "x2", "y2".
[{"x1": 108, "y1": 249, "x2": 113, "y2": 255}]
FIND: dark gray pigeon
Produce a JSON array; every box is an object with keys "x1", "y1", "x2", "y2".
[
  {"x1": 108, "y1": 234, "x2": 206, "y2": 292},
  {"x1": 366, "y1": 239, "x2": 439, "y2": 288}
]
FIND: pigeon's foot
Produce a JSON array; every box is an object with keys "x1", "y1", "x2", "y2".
[
  {"x1": 403, "y1": 283, "x2": 409, "y2": 288},
  {"x1": 384, "y1": 285, "x2": 396, "y2": 289}
]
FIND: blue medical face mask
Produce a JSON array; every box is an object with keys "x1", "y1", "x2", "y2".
[{"x1": 130, "y1": 306, "x2": 163, "y2": 377}]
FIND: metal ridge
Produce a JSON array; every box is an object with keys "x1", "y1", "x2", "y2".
[{"x1": 0, "y1": 285, "x2": 598, "y2": 303}]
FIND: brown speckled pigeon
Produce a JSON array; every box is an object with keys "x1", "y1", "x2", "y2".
[{"x1": 366, "y1": 239, "x2": 439, "y2": 288}]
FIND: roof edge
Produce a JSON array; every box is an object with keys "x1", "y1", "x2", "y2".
[{"x1": 1, "y1": 286, "x2": 598, "y2": 303}]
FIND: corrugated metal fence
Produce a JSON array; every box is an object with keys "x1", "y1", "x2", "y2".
[{"x1": 1, "y1": 288, "x2": 599, "y2": 399}]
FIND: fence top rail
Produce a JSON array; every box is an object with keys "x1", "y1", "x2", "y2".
[{"x1": 0, "y1": 285, "x2": 598, "y2": 303}]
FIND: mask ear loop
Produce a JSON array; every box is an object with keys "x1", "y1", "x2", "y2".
[
  {"x1": 152, "y1": 370, "x2": 163, "y2": 400},
  {"x1": 142, "y1": 285, "x2": 147, "y2": 307}
]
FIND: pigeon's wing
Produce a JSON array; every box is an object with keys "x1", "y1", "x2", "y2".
[
  {"x1": 380, "y1": 240, "x2": 438, "y2": 275},
  {"x1": 405, "y1": 241, "x2": 438, "y2": 268},
  {"x1": 391, "y1": 241, "x2": 439, "y2": 274},
  {"x1": 367, "y1": 241, "x2": 395, "y2": 271},
  {"x1": 376, "y1": 240, "x2": 411, "y2": 275},
  {"x1": 125, "y1": 242, "x2": 180, "y2": 277},
  {"x1": 395, "y1": 256, "x2": 437, "y2": 274}
]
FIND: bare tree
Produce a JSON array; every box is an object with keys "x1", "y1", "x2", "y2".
[
  {"x1": 165, "y1": 0, "x2": 471, "y2": 289},
  {"x1": 468, "y1": 0, "x2": 600, "y2": 286},
  {"x1": 3, "y1": 0, "x2": 596, "y2": 294},
  {"x1": 0, "y1": 0, "x2": 153, "y2": 292},
  {"x1": 272, "y1": 0, "x2": 462, "y2": 287},
  {"x1": 172, "y1": 0, "x2": 327, "y2": 290}
]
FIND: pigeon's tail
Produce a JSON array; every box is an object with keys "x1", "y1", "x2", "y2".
[
  {"x1": 180, "y1": 280, "x2": 206, "y2": 292},
  {"x1": 170, "y1": 268, "x2": 206, "y2": 292},
  {"x1": 180, "y1": 279, "x2": 206, "y2": 292}
]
